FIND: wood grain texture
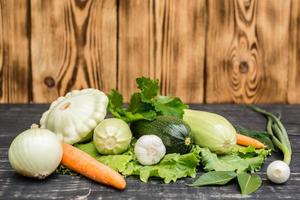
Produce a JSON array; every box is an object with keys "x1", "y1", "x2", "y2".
[
  {"x1": 31, "y1": 0, "x2": 117, "y2": 103},
  {"x1": 0, "y1": 0, "x2": 30, "y2": 103},
  {"x1": 288, "y1": 0, "x2": 300, "y2": 103},
  {"x1": 1, "y1": 0, "x2": 300, "y2": 104},
  {"x1": 118, "y1": 0, "x2": 206, "y2": 103},
  {"x1": 1, "y1": 104, "x2": 300, "y2": 199},
  {"x1": 205, "y1": 0, "x2": 290, "y2": 103}
]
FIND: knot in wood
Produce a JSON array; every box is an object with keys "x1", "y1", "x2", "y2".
[
  {"x1": 239, "y1": 61, "x2": 249, "y2": 73},
  {"x1": 44, "y1": 76, "x2": 55, "y2": 88},
  {"x1": 75, "y1": 0, "x2": 88, "y2": 8}
]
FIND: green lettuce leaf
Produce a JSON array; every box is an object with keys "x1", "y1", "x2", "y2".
[
  {"x1": 74, "y1": 142, "x2": 99, "y2": 157},
  {"x1": 74, "y1": 141, "x2": 133, "y2": 171},
  {"x1": 199, "y1": 146, "x2": 270, "y2": 173},
  {"x1": 108, "y1": 90, "x2": 157, "y2": 123},
  {"x1": 123, "y1": 146, "x2": 201, "y2": 183},
  {"x1": 154, "y1": 96, "x2": 188, "y2": 118},
  {"x1": 74, "y1": 141, "x2": 200, "y2": 183},
  {"x1": 232, "y1": 145, "x2": 271, "y2": 159},
  {"x1": 97, "y1": 155, "x2": 132, "y2": 172},
  {"x1": 108, "y1": 77, "x2": 188, "y2": 122}
]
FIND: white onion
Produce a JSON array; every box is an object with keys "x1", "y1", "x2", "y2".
[
  {"x1": 267, "y1": 160, "x2": 290, "y2": 184},
  {"x1": 8, "y1": 125, "x2": 63, "y2": 179}
]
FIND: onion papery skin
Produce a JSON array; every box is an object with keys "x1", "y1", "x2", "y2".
[{"x1": 8, "y1": 128, "x2": 63, "y2": 179}]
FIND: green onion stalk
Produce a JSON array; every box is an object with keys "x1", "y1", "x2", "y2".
[{"x1": 248, "y1": 105, "x2": 292, "y2": 165}]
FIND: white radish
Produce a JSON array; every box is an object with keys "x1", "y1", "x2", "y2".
[{"x1": 134, "y1": 135, "x2": 166, "y2": 165}]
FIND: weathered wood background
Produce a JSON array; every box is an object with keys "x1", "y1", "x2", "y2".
[{"x1": 0, "y1": 0, "x2": 299, "y2": 104}]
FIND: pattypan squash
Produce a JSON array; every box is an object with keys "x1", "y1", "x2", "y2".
[{"x1": 40, "y1": 89, "x2": 108, "y2": 144}]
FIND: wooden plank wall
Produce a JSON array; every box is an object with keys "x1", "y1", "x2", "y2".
[{"x1": 0, "y1": 0, "x2": 299, "y2": 104}]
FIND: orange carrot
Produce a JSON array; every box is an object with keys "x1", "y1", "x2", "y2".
[
  {"x1": 236, "y1": 133, "x2": 265, "y2": 149},
  {"x1": 61, "y1": 143, "x2": 126, "y2": 190}
]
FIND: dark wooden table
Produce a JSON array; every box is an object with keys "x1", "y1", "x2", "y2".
[{"x1": 0, "y1": 104, "x2": 299, "y2": 200}]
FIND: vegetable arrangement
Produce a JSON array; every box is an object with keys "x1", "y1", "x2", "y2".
[
  {"x1": 8, "y1": 77, "x2": 292, "y2": 195},
  {"x1": 74, "y1": 140, "x2": 200, "y2": 183}
]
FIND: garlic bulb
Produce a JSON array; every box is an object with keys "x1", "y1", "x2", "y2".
[
  {"x1": 134, "y1": 135, "x2": 166, "y2": 165},
  {"x1": 40, "y1": 89, "x2": 108, "y2": 144}
]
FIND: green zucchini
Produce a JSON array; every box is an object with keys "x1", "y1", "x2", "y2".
[{"x1": 130, "y1": 116, "x2": 193, "y2": 154}]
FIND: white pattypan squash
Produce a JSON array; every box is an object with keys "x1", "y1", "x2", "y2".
[{"x1": 40, "y1": 89, "x2": 108, "y2": 144}]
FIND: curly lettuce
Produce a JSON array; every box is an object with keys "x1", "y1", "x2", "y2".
[
  {"x1": 73, "y1": 141, "x2": 200, "y2": 183},
  {"x1": 57, "y1": 142, "x2": 270, "y2": 184}
]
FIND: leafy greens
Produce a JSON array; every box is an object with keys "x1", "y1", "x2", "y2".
[
  {"x1": 237, "y1": 173, "x2": 262, "y2": 195},
  {"x1": 73, "y1": 141, "x2": 200, "y2": 183},
  {"x1": 187, "y1": 171, "x2": 237, "y2": 186},
  {"x1": 199, "y1": 145, "x2": 270, "y2": 173},
  {"x1": 60, "y1": 141, "x2": 269, "y2": 186},
  {"x1": 188, "y1": 145, "x2": 269, "y2": 195},
  {"x1": 108, "y1": 77, "x2": 188, "y2": 122}
]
